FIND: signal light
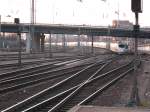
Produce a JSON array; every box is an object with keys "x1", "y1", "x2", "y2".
[
  {"x1": 131, "y1": 0, "x2": 142, "y2": 13},
  {"x1": 14, "y1": 18, "x2": 20, "y2": 24}
]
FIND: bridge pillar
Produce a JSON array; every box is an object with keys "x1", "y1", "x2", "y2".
[
  {"x1": 55, "y1": 34, "x2": 58, "y2": 50},
  {"x1": 77, "y1": 34, "x2": 80, "y2": 48},
  {"x1": 49, "y1": 33, "x2": 52, "y2": 58},
  {"x1": 26, "y1": 33, "x2": 31, "y2": 53},
  {"x1": 32, "y1": 33, "x2": 41, "y2": 52},
  {"x1": 2, "y1": 32, "x2": 5, "y2": 48},
  {"x1": 106, "y1": 41, "x2": 110, "y2": 50},
  {"x1": 40, "y1": 33, "x2": 45, "y2": 52},
  {"x1": 91, "y1": 34, "x2": 94, "y2": 54},
  {"x1": 26, "y1": 32, "x2": 41, "y2": 53},
  {"x1": 62, "y1": 34, "x2": 66, "y2": 52}
]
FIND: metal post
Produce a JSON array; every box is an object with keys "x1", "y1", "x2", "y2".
[
  {"x1": 63, "y1": 34, "x2": 66, "y2": 52},
  {"x1": 78, "y1": 28, "x2": 81, "y2": 49},
  {"x1": 117, "y1": 0, "x2": 120, "y2": 27},
  {"x1": 18, "y1": 32, "x2": 21, "y2": 66},
  {"x1": 0, "y1": 15, "x2": 1, "y2": 39},
  {"x1": 15, "y1": 18, "x2": 21, "y2": 66},
  {"x1": 56, "y1": 34, "x2": 58, "y2": 50},
  {"x1": 106, "y1": 26, "x2": 110, "y2": 50},
  {"x1": 0, "y1": 15, "x2": 1, "y2": 49},
  {"x1": 3, "y1": 32, "x2": 5, "y2": 48},
  {"x1": 40, "y1": 33, "x2": 45, "y2": 52},
  {"x1": 134, "y1": 12, "x2": 139, "y2": 58},
  {"x1": 129, "y1": 12, "x2": 140, "y2": 107},
  {"x1": 91, "y1": 34, "x2": 94, "y2": 54},
  {"x1": 49, "y1": 32, "x2": 52, "y2": 57},
  {"x1": 31, "y1": 0, "x2": 35, "y2": 24}
]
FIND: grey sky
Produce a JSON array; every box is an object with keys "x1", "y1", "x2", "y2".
[{"x1": 0, "y1": 0, "x2": 149, "y2": 26}]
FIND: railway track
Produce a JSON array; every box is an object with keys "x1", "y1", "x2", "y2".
[
  {"x1": 0, "y1": 55, "x2": 87, "y2": 69},
  {"x1": 0, "y1": 62, "x2": 89, "y2": 94},
  {"x1": 30, "y1": 59, "x2": 135, "y2": 112},
  {"x1": 1, "y1": 56, "x2": 112, "y2": 112},
  {"x1": 17, "y1": 57, "x2": 136, "y2": 112},
  {"x1": 0, "y1": 55, "x2": 111, "y2": 95},
  {"x1": 0, "y1": 59, "x2": 79, "y2": 81},
  {"x1": 52, "y1": 61, "x2": 135, "y2": 112},
  {"x1": 0, "y1": 54, "x2": 111, "y2": 81},
  {"x1": 0, "y1": 51, "x2": 94, "y2": 61},
  {"x1": 1, "y1": 55, "x2": 130, "y2": 112}
]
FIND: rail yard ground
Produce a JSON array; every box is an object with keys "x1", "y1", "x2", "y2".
[{"x1": 0, "y1": 47, "x2": 150, "y2": 112}]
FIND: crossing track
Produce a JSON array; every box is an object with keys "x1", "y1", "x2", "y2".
[
  {"x1": 1, "y1": 56, "x2": 115, "y2": 112},
  {"x1": 50, "y1": 60, "x2": 137, "y2": 112},
  {"x1": 32, "y1": 60, "x2": 137, "y2": 112},
  {"x1": 1, "y1": 55, "x2": 134, "y2": 112},
  {"x1": 0, "y1": 62, "x2": 88, "y2": 94},
  {"x1": 0, "y1": 51, "x2": 96, "y2": 62},
  {"x1": 0, "y1": 52, "x2": 70, "y2": 61},
  {"x1": 0, "y1": 59, "x2": 80, "y2": 81},
  {"x1": 0, "y1": 55, "x2": 105, "y2": 94},
  {"x1": 9, "y1": 55, "x2": 133, "y2": 112},
  {"x1": 0, "y1": 55, "x2": 92, "y2": 71},
  {"x1": 0, "y1": 54, "x2": 114, "y2": 82}
]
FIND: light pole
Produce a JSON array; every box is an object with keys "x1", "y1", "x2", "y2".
[
  {"x1": 14, "y1": 18, "x2": 22, "y2": 66},
  {"x1": 0, "y1": 15, "x2": 1, "y2": 48},
  {"x1": 0, "y1": 15, "x2": 1, "y2": 34},
  {"x1": 0, "y1": 15, "x2": 1, "y2": 38},
  {"x1": 129, "y1": 0, "x2": 142, "y2": 106},
  {"x1": 101, "y1": 0, "x2": 111, "y2": 50},
  {"x1": 52, "y1": 0, "x2": 55, "y2": 24},
  {"x1": 49, "y1": 32, "x2": 52, "y2": 58},
  {"x1": 117, "y1": 0, "x2": 120, "y2": 27},
  {"x1": 0, "y1": 15, "x2": 1, "y2": 49}
]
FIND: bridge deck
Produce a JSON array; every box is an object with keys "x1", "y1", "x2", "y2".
[{"x1": 1, "y1": 23, "x2": 150, "y2": 38}]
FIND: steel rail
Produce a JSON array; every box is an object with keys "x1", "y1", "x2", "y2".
[
  {"x1": 21, "y1": 57, "x2": 131, "y2": 112},
  {"x1": 1, "y1": 59, "x2": 107, "y2": 112},
  {"x1": 0, "y1": 55, "x2": 112, "y2": 82},
  {"x1": 0, "y1": 59, "x2": 80, "y2": 81},
  {"x1": 0, "y1": 64, "x2": 88, "y2": 94},
  {"x1": 78, "y1": 68, "x2": 134, "y2": 105},
  {"x1": 22, "y1": 62, "x2": 110, "y2": 112},
  {"x1": 48, "y1": 60, "x2": 133, "y2": 112}
]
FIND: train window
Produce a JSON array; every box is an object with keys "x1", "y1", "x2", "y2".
[
  {"x1": 118, "y1": 44, "x2": 128, "y2": 49},
  {"x1": 119, "y1": 44, "x2": 125, "y2": 48}
]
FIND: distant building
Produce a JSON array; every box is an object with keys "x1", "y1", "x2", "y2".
[{"x1": 112, "y1": 20, "x2": 133, "y2": 29}]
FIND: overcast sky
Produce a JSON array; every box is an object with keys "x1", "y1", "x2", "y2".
[{"x1": 0, "y1": 0, "x2": 149, "y2": 26}]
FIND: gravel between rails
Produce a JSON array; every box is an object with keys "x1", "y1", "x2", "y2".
[
  {"x1": 0, "y1": 54, "x2": 115, "y2": 111},
  {"x1": 0, "y1": 71, "x2": 79, "y2": 111}
]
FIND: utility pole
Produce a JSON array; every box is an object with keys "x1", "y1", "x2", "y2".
[
  {"x1": 14, "y1": 18, "x2": 22, "y2": 66},
  {"x1": 134, "y1": 13, "x2": 139, "y2": 58},
  {"x1": 0, "y1": 15, "x2": 1, "y2": 39},
  {"x1": 0, "y1": 15, "x2": 1, "y2": 49},
  {"x1": 78, "y1": 28, "x2": 81, "y2": 49},
  {"x1": 91, "y1": 34, "x2": 94, "y2": 54},
  {"x1": 31, "y1": 0, "x2": 35, "y2": 24},
  {"x1": 30, "y1": 0, "x2": 35, "y2": 53},
  {"x1": 117, "y1": 0, "x2": 120, "y2": 27},
  {"x1": 129, "y1": 0, "x2": 142, "y2": 106},
  {"x1": 49, "y1": 32, "x2": 52, "y2": 58},
  {"x1": 63, "y1": 34, "x2": 66, "y2": 52}
]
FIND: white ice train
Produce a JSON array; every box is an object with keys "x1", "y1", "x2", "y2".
[{"x1": 117, "y1": 42, "x2": 128, "y2": 54}]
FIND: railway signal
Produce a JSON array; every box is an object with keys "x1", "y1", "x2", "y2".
[
  {"x1": 131, "y1": 0, "x2": 143, "y2": 106},
  {"x1": 131, "y1": 0, "x2": 143, "y2": 13}
]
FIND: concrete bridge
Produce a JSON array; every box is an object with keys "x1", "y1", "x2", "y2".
[
  {"x1": 1, "y1": 23, "x2": 150, "y2": 37},
  {"x1": 1, "y1": 23, "x2": 150, "y2": 52}
]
